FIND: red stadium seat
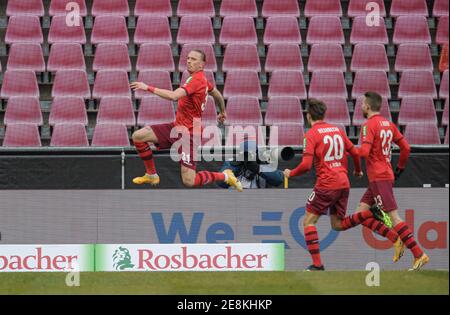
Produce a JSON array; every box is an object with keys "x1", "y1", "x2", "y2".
[
  {"x1": 91, "y1": 124, "x2": 130, "y2": 147},
  {"x1": 264, "y1": 96, "x2": 304, "y2": 125},
  {"x1": 136, "y1": 44, "x2": 175, "y2": 72},
  {"x1": 348, "y1": 0, "x2": 386, "y2": 17},
  {"x1": 398, "y1": 70, "x2": 437, "y2": 98},
  {"x1": 4, "y1": 97, "x2": 43, "y2": 126},
  {"x1": 91, "y1": 16, "x2": 129, "y2": 45},
  {"x1": 52, "y1": 70, "x2": 90, "y2": 99},
  {"x1": 436, "y1": 16, "x2": 449, "y2": 46},
  {"x1": 91, "y1": 0, "x2": 129, "y2": 17},
  {"x1": 179, "y1": 44, "x2": 217, "y2": 72},
  {"x1": 264, "y1": 16, "x2": 302, "y2": 45},
  {"x1": 1, "y1": 70, "x2": 39, "y2": 99},
  {"x1": 5, "y1": 16, "x2": 43, "y2": 45},
  {"x1": 177, "y1": 0, "x2": 215, "y2": 17},
  {"x1": 93, "y1": 70, "x2": 131, "y2": 99},
  {"x1": 7, "y1": 43, "x2": 45, "y2": 72},
  {"x1": 398, "y1": 97, "x2": 438, "y2": 125},
  {"x1": 308, "y1": 44, "x2": 346, "y2": 72},
  {"x1": 269, "y1": 124, "x2": 304, "y2": 147},
  {"x1": 49, "y1": 97, "x2": 88, "y2": 126},
  {"x1": 223, "y1": 70, "x2": 262, "y2": 99},
  {"x1": 220, "y1": 16, "x2": 258, "y2": 45},
  {"x1": 352, "y1": 70, "x2": 391, "y2": 99},
  {"x1": 309, "y1": 71, "x2": 347, "y2": 99},
  {"x1": 134, "y1": 71, "x2": 172, "y2": 99},
  {"x1": 268, "y1": 70, "x2": 307, "y2": 99},
  {"x1": 390, "y1": 0, "x2": 428, "y2": 17},
  {"x1": 48, "y1": 15, "x2": 86, "y2": 45},
  {"x1": 177, "y1": 16, "x2": 215, "y2": 45},
  {"x1": 47, "y1": 43, "x2": 86, "y2": 72},
  {"x1": 180, "y1": 70, "x2": 215, "y2": 87},
  {"x1": 316, "y1": 97, "x2": 351, "y2": 126},
  {"x1": 404, "y1": 123, "x2": 441, "y2": 145},
  {"x1": 225, "y1": 125, "x2": 265, "y2": 146},
  {"x1": 2, "y1": 124, "x2": 41, "y2": 147},
  {"x1": 137, "y1": 97, "x2": 175, "y2": 126},
  {"x1": 304, "y1": 0, "x2": 342, "y2": 17},
  {"x1": 220, "y1": 0, "x2": 257, "y2": 18},
  {"x1": 201, "y1": 96, "x2": 218, "y2": 126},
  {"x1": 353, "y1": 97, "x2": 392, "y2": 125},
  {"x1": 265, "y1": 44, "x2": 303, "y2": 73},
  {"x1": 49, "y1": 0, "x2": 87, "y2": 17},
  {"x1": 222, "y1": 44, "x2": 261, "y2": 72},
  {"x1": 135, "y1": 0, "x2": 172, "y2": 17},
  {"x1": 442, "y1": 98, "x2": 449, "y2": 126},
  {"x1": 134, "y1": 16, "x2": 172, "y2": 46},
  {"x1": 93, "y1": 43, "x2": 131, "y2": 72},
  {"x1": 395, "y1": 44, "x2": 433, "y2": 72},
  {"x1": 262, "y1": 0, "x2": 300, "y2": 18},
  {"x1": 351, "y1": 44, "x2": 389, "y2": 72},
  {"x1": 6, "y1": 0, "x2": 44, "y2": 17},
  {"x1": 350, "y1": 16, "x2": 388, "y2": 45},
  {"x1": 433, "y1": 0, "x2": 449, "y2": 17},
  {"x1": 393, "y1": 16, "x2": 431, "y2": 45},
  {"x1": 307, "y1": 16, "x2": 344, "y2": 45},
  {"x1": 97, "y1": 96, "x2": 136, "y2": 127},
  {"x1": 224, "y1": 96, "x2": 262, "y2": 126},
  {"x1": 440, "y1": 70, "x2": 449, "y2": 99},
  {"x1": 445, "y1": 127, "x2": 449, "y2": 144},
  {"x1": 50, "y1": 124, "x2": 89, "y2": 147}
]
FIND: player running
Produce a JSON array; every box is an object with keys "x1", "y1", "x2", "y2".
[
  {"x1": 356, "y1": 92, "x2": 429, "y2": 270},
  {"x1": 284, "y1": 100, "x2": 385, "y2": 271},
  {"x1": 129, "y1": 49, "x2": 242, "y2": 191}
]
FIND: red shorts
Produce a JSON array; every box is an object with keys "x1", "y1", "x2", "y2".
[
  {"x1": 306, "y1": 187, "x2": 350, "y2": 219},
  {"x1": 360, "y1": 180, "x2": 398, "y2": 212},
  {"x1": 147, "y1": 122, "x2": 197, "y2": 170}
]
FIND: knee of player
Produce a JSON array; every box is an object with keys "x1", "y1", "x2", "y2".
[
  {"x1": 181, "y1": 176, "x2": 195, "y2": 188},
  {"x1": 132, "y1": 130, "x2": 142, "y2": 142}
]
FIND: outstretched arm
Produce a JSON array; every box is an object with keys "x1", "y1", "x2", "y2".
[{"x1": 130, "y1": 82, "x2": 187, "y2": 101}]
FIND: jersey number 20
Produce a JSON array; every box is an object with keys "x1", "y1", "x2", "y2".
[{"x1": 324, "y1": 134, "x2": 344, "y2": 162}]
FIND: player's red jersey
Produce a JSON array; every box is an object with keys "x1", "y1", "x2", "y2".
[
  {"x1": 177, "y1": 70, "x2": 214, "y2": 131},
  {"x1": 360, "y1": 114, "x2": 404, "y2": 182},
  {"x1": 304, "y1": 122, "x2": 356, "y2": 190}
]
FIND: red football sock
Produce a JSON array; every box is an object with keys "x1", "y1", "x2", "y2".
[
  {"x1": 194, "y1": 171, "x2": 225, "y2": 187},
  {"x1": 340, "y1": 210, "x2": 373, "y2": 231},
  {"x1": 394, "y1": 222, "x2": 424, "y2": 259},
  {"x1": 362, "y1": 218, "x2": 398, "y2": 243},
  {"x1": 304, "y1": 226, "x2": 322, "y2": 267},
  {"x1": 134, "y1": 140, "x2": 157, "y2": 175}
]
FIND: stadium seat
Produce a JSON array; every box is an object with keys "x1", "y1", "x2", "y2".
[
  {"x1": 49, "y1": 0, "x2": 88, "y2": 17},
  {"x1": 201, "y1": 96, "x2": 218, "y2": 126},
  {"x1": 404, "y1": 123, "x2": 441, "y2": 145},
  {"x1": 97, "y1": 96, "x2": 136, "y2": 127},
  {"x1": 49, "y1": 97, "x2": 88, "y2": 126},
  {"x1": 177, "y1": 16, "x2": 215, "y2": 45},
  {"x1": 351, "y1": 44, "x2": 389, "y2": 72},
  {"x1": 390, "y1": 0, "x2": 428, "y2": 17},
  {"x1": 4, "y1": 97, "x2": 43, "y2": 126},
  {"x1": 179, "y1": 44, "x2": 217, "y2": 72},
  {"x1": 91, "y1": 124, "x2": 130, "y2": 147},
  {"x1": 348, "y1": 0, "x2": 386, "y2": 17},
  {"x1": 6, "y1": 0, "x2": 44, "y2": 17},
  {"x1": 48, "y1": 15, "x2": 86, "y2": 45},
  {"x1": 268, "y1": 70, "x2": 307, "y2": 99},
  {"x1": 222, "y1": 44, "x2": 261, "y2": 72},
  {"x1": 134, "y1": 16, "x2": 172, "y2": 45},
  {"x1": 47, "y1": 43, "x2": 86, "y2": 72},
  {"x1": 177, "y1": 0, "x2": 215, "y2": 17},
  {"x1": 6, "y1": 43, "x2": 45, "y2": 73},
  {"x1": 353, "y1": 97, "x2": 392, "y2": 125},
  {"x1": 134, "y1": 0, "x2": 172, "y2": 17},
  {"x1": 308, "y1": 44, "x2": 346, "y2": 72},
  {"x1": 433, "y1": 0, "x2": 449, "y2": 17},
  {"x1": 92, "y1": 70, "x2": 131, "y2": 99},
  {"x1": 262, "y1": 0, "x2": 300, "y2": 17},
  {"x1": 220, "y1": 16, "x2": 258, "y2": 45},
  {"x1": 2, "y1": 124, "x2": 41, "y2": 147},
  {"x1": 265, "y1": 44, "x2": 303, "y2": 73},
  {"x1": 398, "y1": 70, "x2": 437, "y2": 98},
  {"x1": 223, "y1": 70, "x2": 262, "y2": 99},
  {"x1": 0, "y1": 70, "x2": 39, "y2": 99},
  {"x1": 306, "y1": 16, "x2": 344, "y2": 45},
  {"x1": 264, "y1": 16, "x2": 302, "y2": 45},
  {"x1": 398, "y1": 97, "x2": 438, "y2": 125},
  {"x1": 393, "y1": 16, "x2": 431, "y2": 45},
  {"x1": 436, "y1": 16, "x2": 449, "y2": 46},
  {"x1": 225, "y1": 125, "x2": 265, "y2": 146},
  {"x1": 52, "y1": 70, "x2": 90, "y2": 99},
  {"x1": 93, "y1": 43, "x2": 132, "y2": 72},
  {"x1": 440, "y1": 70, "x2": 449, "y2": 99},
  {"x1": 264, "y1": 96, "x2": 304, "y2": 125},
  {"x1": 442, "y1": 98, "x2": 449, "y2": 126},
  {"x1": 445, "y1": 127, "x2": 449, "y2": 144},
  {"x1": 91, "y1": 0, "x2": 129, "y2": 17},
  {"x1": 137, "y1": 97, "x2": 175, "y2": 127},
  {"x1": 304, "y1": 0, "x2": 342, "y2": 17},
  {"x1": 91, "y1": 15, "x2": 129, "y2": 45},
  {"x1": 308, "y1": 71, "x2": 347, "y2": 99},
  {"x1": 350, "y1": 16, "x2": 388, "y2": 44},
  {"x1": 220, "y1": 0, "x2": 258, "y2": 18},
  {"x1": 50, "y1": 124, "x2": 89, "y2": 147},
  {"x1": 224, "y1": 96, "x2": 262, "y2": 126},
  {"x1": 5, "y1": 16, "x2": 43, "y2": 45},
  {"x1": 395, "y1": 44, "x2": 433, "y2": 72},
  {"x1": 180, "y1": 70, "x2": 216, "y2": 87},
  {"x1": 269, "y1": 124, "x2": 304, "y2": 147},
  {"x1": 315, "y1": 97, "x2": 351, "y2": 126},
  {"x1": 352, "y1": 70, "x2": 391, "y2": 99},
  {"x1": 134, "y1": 71, "x2": 172, "y2": 99},
  {"x1": 136, "y1": 44, "x2": 175, "y2": 72}
]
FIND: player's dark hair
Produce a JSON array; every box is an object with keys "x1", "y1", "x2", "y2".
[
  {"x1": 191, "y1": 49, "x2": 206, "y2": 62},
  {"x1": 364, "y1": 91, "x2": 382, "y2": 112},
  {"x1": 307, "y1": 99, "x2": 327, "y2": 121}
]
